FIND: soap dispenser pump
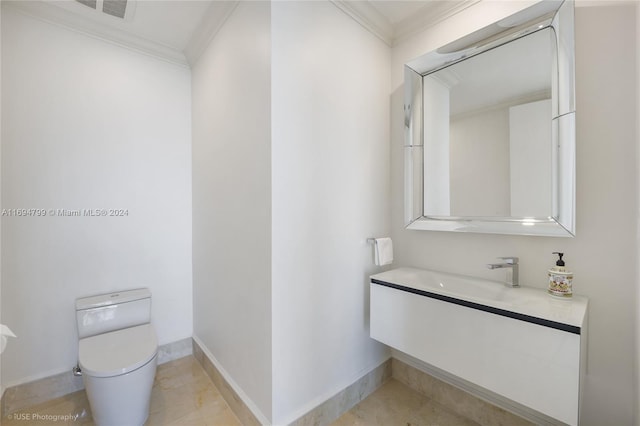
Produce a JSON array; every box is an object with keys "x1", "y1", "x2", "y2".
[{"x1": 548, "y1": 252, "x2": 573, "y2": 298}]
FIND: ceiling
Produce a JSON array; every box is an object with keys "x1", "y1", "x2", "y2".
[
  {"x1": 3, "y1": 0, "x2": 480, "y2": 66},
  {"x1": 369, "y1": 1, "x2": 436, "y2": 24},
  {"x1": 445, "y1": 27, "x2": 552, "y2": 116}
]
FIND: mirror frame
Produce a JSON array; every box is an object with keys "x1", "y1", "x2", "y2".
[{"x1": 404, "y1": 0, "x2": 575, "y2": 237}]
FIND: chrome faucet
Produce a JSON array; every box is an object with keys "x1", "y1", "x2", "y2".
[{"x1": 486, "y1": 257, "x2": 519, "y2": 287}]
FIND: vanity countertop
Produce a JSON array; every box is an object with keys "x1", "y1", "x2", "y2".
[{"x1": 371, "y1": 267, "x2": 588, "y2": 332}]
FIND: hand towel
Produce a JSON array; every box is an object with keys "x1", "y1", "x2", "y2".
[{"x1": 374, "y1": 238, "x2": 393, "y2": 266}]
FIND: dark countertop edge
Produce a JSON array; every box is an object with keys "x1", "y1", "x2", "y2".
[{"x1": 371, "y1": 278, "x2": 581, "y2": 335}]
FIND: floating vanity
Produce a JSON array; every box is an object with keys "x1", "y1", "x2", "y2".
[{"x1": 370, "y1": 267, "x2": 588, "y2": 426}]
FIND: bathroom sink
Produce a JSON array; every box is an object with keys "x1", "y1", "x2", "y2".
[
  {"x1": 413, "y1": 269, "x2": 509, "y2": 300},
  {"x1": 369, "y1": 267, "x2": 588, "y2": 425},
  {"x1": 370, "y1": 267, "x2": 587, "y2": 330}
]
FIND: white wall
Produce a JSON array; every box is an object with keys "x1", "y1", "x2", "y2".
[
  {"x1": 0, "y1": 0, "x2": 3, "y2": 397},
  {"x1": 450, "y1": 107, "x2": 510, "y2": 216},
  {"x1": 1, "y1": 8, "x2": 193, "y2": 388},
  {"x1": 271, "y1": 2, "x2": 390, "y2": 423},
  {"x1": 192, "y1": 3, "x2": 391, "y2": 423},
  {"x1": 391, "y1": 2, "x2": 637, "y2": 425},
  {"x1": 423, "y1": 77, "x2": 451, "y2": 216},
  {"x1": 191, "y1": 1, "x2": 272, "y2": 421},
  {"x1": 637, "y1": 4, "x2": 640, "y2": 424},
  {"x1": 510, "y1": 99, "x2": 552, "y2": 218}
]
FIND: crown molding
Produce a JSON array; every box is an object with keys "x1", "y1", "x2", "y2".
[
  {"x1": 575, "y1": 0, "x2": 636, "y2": 6},
  {"x1": 2, "y1": 0, "x2": 189, "y2": 67},
  {"x1": 6, "y1": 0, "x2": 486, "y2": 67},
  {"x1": 331, "y1": 0, "x2": 482, "y2": 47},
  {"x1": 331, "y1": 1, "x2": 394, "y2": 46},
  {"x1": 184, "y1": 1, "x2": 239, "y2": 67},
  {"x1": 431, "y1": 68, "x2": 460, "y2": 89},
  {"x1": 393, "y1": 0, "x2": 482, "y2": 45}
]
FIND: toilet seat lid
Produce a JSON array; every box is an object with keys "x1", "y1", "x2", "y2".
[{"x1": 79, "y1": 323, "x2": 158, "y2": 378}]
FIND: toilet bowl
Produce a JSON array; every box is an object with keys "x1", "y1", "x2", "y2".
[{"x1": 76, "y1": 289, "x2": 158, "y2": 426}]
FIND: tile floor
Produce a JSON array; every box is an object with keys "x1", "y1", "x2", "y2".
[
  {"x1": 1, "y1": 356, "x2": 240, "y2": 426},
  {"x1": 331, "y1": 379, "x2": 480, "y2": 426},
  {"x1": 2, "y1": 358, "x2": 477, "y2": 426}
]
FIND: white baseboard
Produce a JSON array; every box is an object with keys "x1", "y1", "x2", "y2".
[
  {"x1": 192, "y1": 335, "x2": 271, "y2": 425},
  {"x1": 287, "y1": 357, "x2": 392, "y2": 426},
  {"x1": 192, "y1": 336, "x2": 391, "y2": 426}
]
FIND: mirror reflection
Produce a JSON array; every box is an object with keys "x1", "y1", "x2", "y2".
[
  {"x1": 423, "y1": 28, "x2": 553, "y2": 218},
  {"x1": 403, "y1": 0, "x2": 575, "y2": 237}
]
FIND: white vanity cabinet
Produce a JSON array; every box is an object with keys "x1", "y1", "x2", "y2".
[{"x1": 370, "y1": 268, "x2": 588, "y2": 426}]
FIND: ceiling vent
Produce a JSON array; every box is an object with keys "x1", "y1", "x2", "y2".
[
  {"x1": 76, "y1": 0, "x2": 128, "y2": 19},
  {"x1": 76, "y1": 0, "x2": 97, "y2": 9},
  {"x1": 102, "y1": 0, "x2": 127, "y2": 19}
]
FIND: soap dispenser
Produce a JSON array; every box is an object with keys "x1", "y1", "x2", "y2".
[{"x1": 548, "y1": 252, "x2": 573, "y2": 298}]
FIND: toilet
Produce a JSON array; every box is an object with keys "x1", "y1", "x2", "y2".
[{"x1": 75, "y1": 288, "x2": 158, "y2": 426}]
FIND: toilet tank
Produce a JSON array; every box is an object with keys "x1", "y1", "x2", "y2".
[{"x1": 76, "y1": 288, "x2": 152, "y2": 339}]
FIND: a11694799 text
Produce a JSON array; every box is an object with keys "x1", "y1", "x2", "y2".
[{"x1": 1, "y1": 208, "x2": 129, "y2": 217}]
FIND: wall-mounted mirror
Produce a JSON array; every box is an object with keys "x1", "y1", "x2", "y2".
[{"x1": 404, "y1": 0, "x2": 575, "y2": 237}]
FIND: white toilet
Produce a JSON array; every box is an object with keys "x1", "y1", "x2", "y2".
[{"x1": 76, "y1": 288, "x2": 158, "y2": 426}]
